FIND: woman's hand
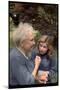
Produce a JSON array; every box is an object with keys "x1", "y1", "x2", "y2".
[
  {"x1": 39, "y1": 74, "x2": 48, "y2": 81},
  {"x1": 37, "y1": 71, "x2": 49, "y2": 84},
  {"x1": 41, "y1": 71, "x2": 49, "y2": 78},
  {"x1": 35, "y1": 75, "x2": 47, "y2": 84}
]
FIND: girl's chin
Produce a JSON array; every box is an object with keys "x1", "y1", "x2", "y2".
[{"x1": 40, "y1": 52, "x2": 46, "y2": 55}]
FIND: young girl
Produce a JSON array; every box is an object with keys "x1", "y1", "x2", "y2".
[{"x1": 31, "y1": 35, "x2": 57, "y2": 84}]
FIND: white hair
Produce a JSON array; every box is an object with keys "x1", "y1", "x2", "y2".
[{"x1": 13, "y1": 22, "x2": 35, "y2": 47}]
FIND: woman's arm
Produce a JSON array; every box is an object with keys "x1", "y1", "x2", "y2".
[{"x1": 11, "y1": 55, "x2": 41, "y2": 85}]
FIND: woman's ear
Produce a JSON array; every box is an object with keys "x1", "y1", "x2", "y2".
[
  {"x1": 20, "y1": 41, "x2": 24, "y2": 48},
  {"x1": 21, "y1": 43, "x2": 24, "y2": 48}
]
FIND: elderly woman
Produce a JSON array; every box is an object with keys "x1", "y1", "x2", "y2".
[{"x1": 9, "y1": 22, "x2": 41, "y2": 86}]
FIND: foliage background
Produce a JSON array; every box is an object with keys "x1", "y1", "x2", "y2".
[
  {"x1": 9, "y1": 2, "x2": 58, "y2": 49},
  {"x1": 9, "y1": 2, "x2": 58, "y2": 83}
]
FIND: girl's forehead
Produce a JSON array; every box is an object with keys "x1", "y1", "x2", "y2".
[{"x1": 39, "y1": 42, "x2": 48, "y2": 46}]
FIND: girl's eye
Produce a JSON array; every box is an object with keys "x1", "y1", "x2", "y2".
[
  {"x1": 43, "y1": 46, "x2": 47, "y2": 48},
  {"x1": 39, "y1": 44, "x2": 42, "y2": 47},
  {"x1": 39, "y1": 44, "x2": 47, "y2": 48}
]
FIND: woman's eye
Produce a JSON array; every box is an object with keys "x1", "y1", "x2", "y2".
[{"x1": 31, "y1": 39, "x2": 34, "y2": 41}]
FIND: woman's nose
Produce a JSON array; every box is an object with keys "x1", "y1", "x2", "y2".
[{"x1": 33, "y1": 40, "x2": 35, "y2": 45}]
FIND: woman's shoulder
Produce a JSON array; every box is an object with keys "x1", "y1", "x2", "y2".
[
  {"x1": 10, "y1": 48, "x2": 26, "y2": 64},
  {"x1": 10, "y1": 48, "x2": 19, "y2": 56},
  {"x1": 10, "y1": 48, "x2": 20, "y2": 60}
]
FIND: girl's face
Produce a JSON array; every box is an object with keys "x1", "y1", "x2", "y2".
[{"x1": 39, "y1": 42, "x2": 48, "y2": 55}]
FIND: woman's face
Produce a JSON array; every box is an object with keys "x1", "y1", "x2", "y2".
[
  {"x1": 22, "y1": 32, "x2": 35, "y2": 53},
  {"x1": 39, "y1": 42, "x2": 48, "y2": 55}
]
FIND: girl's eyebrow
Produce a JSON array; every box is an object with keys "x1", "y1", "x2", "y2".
[{"x1": 39, "y1": 43, "x2": 47, "y2": 47}]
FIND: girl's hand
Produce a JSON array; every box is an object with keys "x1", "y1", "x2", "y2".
[{"x1": 35, "y1": 56, "x2": 41, "y2": 69}]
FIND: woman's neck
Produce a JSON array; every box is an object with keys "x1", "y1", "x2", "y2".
[{"x1": 16, "y1": 46, "x2": 29, "y2": 59}]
